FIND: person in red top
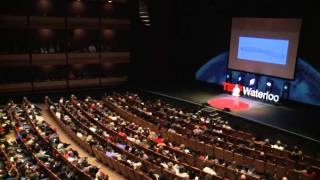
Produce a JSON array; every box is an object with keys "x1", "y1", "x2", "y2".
[
  {"x1": 90, "y1": 103, "x2": 96, "y2": 110},
  {"x1": 153, "y1": 135, "x2": 164, "y2": 144},
  {"x1": 106, "y1": 135, "x2": 114, "y2": 142},
  {"x1": 118, "y1": 130, "x2": 127, "y2": 137}
]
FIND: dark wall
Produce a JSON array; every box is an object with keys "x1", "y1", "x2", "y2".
[
  {"x1": 131, "y1": 0, "x2": 320, "y2": 85},
  {"x1": 130, "y1": 0, "x2": 172, "y2": 86}
]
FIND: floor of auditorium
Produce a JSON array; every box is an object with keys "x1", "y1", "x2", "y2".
[{"x1": 12, "y1": 104, "x2": 125, "y2": 180}]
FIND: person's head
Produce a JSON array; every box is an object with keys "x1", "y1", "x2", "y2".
[
  {"x1": 180, "y1": 144, "x2": 185, "y2": 149},
  {"x1": 240, "y1": 174, "x2": 247, "y2": 179},
  {"x1": 276, "y1": 140, "x2": 281, "y2": 145},
  {"x1": 282, "y1": 176, "x2": 288, "y2": 180},
  {"x1": 232, "y1": 161, "x2": 236, "y2": 166}
]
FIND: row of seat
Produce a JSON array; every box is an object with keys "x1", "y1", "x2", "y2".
[
  {"x1": 77, "y1": 96, "x2": 262, "y2": 179},
  {"x1": 103, "y1": 93, "x2": 319, "y2": 180},
  {"x1": 46, "y1": 98, "x2": 168, "y2": 179},
  {"x1": 106, "y1": 93, "x2": 318, "y2": 166},
  {"x1": 11, "y1": 104, "x2": 66, "y2": 180},
  {"x1": 61, "y1": 98, "x2": 202, "y2": 179},
  {"x1": 122, "y1": 93, "x2": 320, "y2": 168},
  {"x1": 74, "y1": 98, "x2": 225, "y2": 178},
  {"x1": 20, "y1": 99, "x2": 108, "y2": 180}
]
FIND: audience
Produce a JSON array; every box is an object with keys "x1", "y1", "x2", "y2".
[
  {"x1": 1, "y1": 92, "x2": 319, "y2": 180},
  {"x1": 103, "y1": 91, "x2": 320, "y2": 179}
]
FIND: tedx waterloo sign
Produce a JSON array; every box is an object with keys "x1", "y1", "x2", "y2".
[{"x1": 223, "y1": 82, "x2": 280, "y2": 103}]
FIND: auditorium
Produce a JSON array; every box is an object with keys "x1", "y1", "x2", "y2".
[{"x1": 0, "y1": 1, "x2": 319, "y2": 180}]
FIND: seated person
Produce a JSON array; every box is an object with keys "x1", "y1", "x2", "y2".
[{"x1": 203, "y1": 164, "x2": 217, "y2": 176}]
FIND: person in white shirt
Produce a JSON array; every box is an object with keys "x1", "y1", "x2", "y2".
[
  {"x1": 203, "y1": 164, "x2": 217, "y2": 176},
  {"x1": 232, "y1": 84, "x2": 241, "y2": 106},
  {"x1": 271, "y1": 140, "x2": 284, "y2": 150}
]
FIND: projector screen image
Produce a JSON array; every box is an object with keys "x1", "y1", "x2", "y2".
[
  {"x1": 228, "y1": 18, "x2": 302, "y2": 79},
  {"x1": 238, "y1": 37, "x2": 289, "y2": 65}
]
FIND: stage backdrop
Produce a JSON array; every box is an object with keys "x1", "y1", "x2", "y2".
[{"x1": 196, "y1": 52, "x2": 320, "y2": 106}]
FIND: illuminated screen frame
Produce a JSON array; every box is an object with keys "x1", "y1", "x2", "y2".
[{"x1": 228, "y1": 17, "x2": 302, "y2": 80}]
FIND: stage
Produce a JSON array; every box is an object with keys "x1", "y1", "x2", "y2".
[{"x1": 142, "y1": 82, "x2": 320, "y2": 153}]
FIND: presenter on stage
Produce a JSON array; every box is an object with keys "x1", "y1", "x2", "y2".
[{"x1": 232, "y1": 84, "x2": 240, "y2": 106}]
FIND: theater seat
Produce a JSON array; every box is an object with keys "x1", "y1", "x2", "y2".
[
  {"x1": 243, "y1": 156, "x2": 254, "y2": 167},
  {"x1": 233, "y1": 153, "x2": 243, "y2": 166},
  {"x1": 214, "y1": 146, "x2": 224, "y2": 160},
  {"x1": 265, "y1": 162, "x2": 276, "y2": 175},
  {"x1": 287, "y1": 169, "x2": 302, "y2": 180},
  {"x1": 215, "y1": 164, "x2": 225, "y2": 177},
  {"x1": 275, "y1": 165, "x2": 286, "y2": 179},
  {"x1": 225, "y1": 167, "x2": 237, "y2": 180},
  {"x1": 253, "y1": 159, "x2": 265, "y2": 174},
  {"x1": 205, "y1": 144, "x2": 214, "y2": 156},
  {"x1": 223, "y1": 150, "x2": 234, "y2": 163}
]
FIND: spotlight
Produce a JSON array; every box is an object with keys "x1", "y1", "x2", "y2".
[
  {"x1": 226, "y1": 72, "x2": 232, "y2": 82},
  {"x1": 266, "y1": 82, "x2": 272, "y2": 87},
  {"x1": 283, "y1": 83, "x2": 290, "y2": 92},
  {"x1": 249, "y1": 78, "x2": 255, "y2": 86},
  {"x1": 265, "y1": 80, "x2": 273, "y2": 92},
  {"x1": 282, "y1": 82, "x2": 290, "y2": 100},
  {"x1": 237, "y1": 74, "x2": 244, "y2": 85}
]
